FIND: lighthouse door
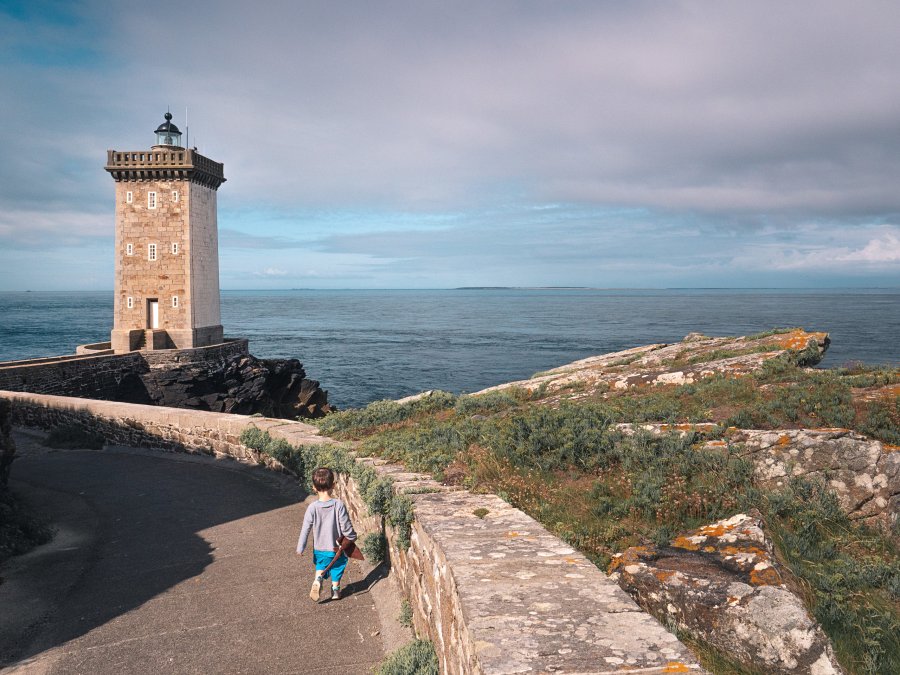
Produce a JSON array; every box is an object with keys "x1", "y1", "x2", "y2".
[{"x1": 148, "y1": 300, "x2": 159, "y2": 329}]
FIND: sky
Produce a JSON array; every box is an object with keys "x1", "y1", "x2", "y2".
[{"x1": 1, "y1": 0, "x2": 898, "y2": 290}]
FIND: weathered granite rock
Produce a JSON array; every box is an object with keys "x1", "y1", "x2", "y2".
[
  {"x1": 610, "y1": 512, "x2": 844, "y2": 675},
  {"x1": 615, "y1": 424, "x2": 900, "y2": 531},
  {"x1": 705, "y1": 429, "x2": 900, "y2": 530},
  {"x1": 142, "y1": 353, "x2": 333, "y2": 419},
  {"x1": 477, "y1": 329, "x2": 830, "y2": 398}
]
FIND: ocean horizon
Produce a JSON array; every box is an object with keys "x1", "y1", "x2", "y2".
[{"x1": 1, "y1": 288, "x2": 897, "y2": 409}]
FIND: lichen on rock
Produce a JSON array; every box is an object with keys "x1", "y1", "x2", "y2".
[{"x1": 610, "y1": 511, "x2": 844, "y2": 674}]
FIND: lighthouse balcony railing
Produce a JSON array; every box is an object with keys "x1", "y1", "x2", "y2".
[{"x1": 106, "y1": 150, "x2": 224, "y2": 178}]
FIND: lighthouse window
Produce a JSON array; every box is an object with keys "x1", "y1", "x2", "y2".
[
  {"x1": 126, "y1": 191, "x2": 133, "y2": 204},
  {"x1": 172, "y1": 296, "x2": 179, "y2": 308},
  {"x1": 148, "y1": 243, "x2": 157, "y2": 261},
  {"x1": 126, "y1": 243, "x2": 134, "y2": 256},
  {"x1": 148, "y1": 191, "x2": 157, "y2": 209},
  {"x1": 127, "y1": 296, "x2": 134, "y2": 309},
  {"x1": 171, "y1": 242, "x2": 179, "y2": 255},
  {"x1": 172, "y1": 190, "x2": 179, "y2": 202}
]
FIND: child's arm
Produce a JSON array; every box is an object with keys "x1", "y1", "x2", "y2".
[
  {"x1": 297, "y1": 504, "x2": 314, "y2": 555},
  {"x1": 336, "y1": 501, "x2": 357, "y2": 542}
]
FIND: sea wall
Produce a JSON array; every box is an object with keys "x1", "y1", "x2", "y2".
[
  {"x1": 1, "y1": 390, "x2": 703, "y2": 674},
  {"x1": 0, "y1": 352, "x2": 147, "y2": 400},
  {"x1": 0, "y1": 340, "x2": 250, "y2": 403}
]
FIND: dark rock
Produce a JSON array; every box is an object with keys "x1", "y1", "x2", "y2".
[{"x1": 141, "y1": 353, "x2": 333, "y2": 419}]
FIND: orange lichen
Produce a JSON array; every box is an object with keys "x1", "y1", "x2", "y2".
[
  {"x1": 673, "y1": 536, "x2": 700, "y2": 551},
  {"x1": 706, "y1": 440, "x2": 727, "y2": 447},
  {"x1": 653, "y1": 569, "x2": 677, "y2": 582},
  {"x1": 720, "y1": 545, "x2": 766, "y2": 558},
  {"x1": 697, "y1": 522, "x2": 732, "y2": 537},
  {"x1": 884, "y1": 444, "x2": 900, "y2": 453},
  {"x1": 777, "y1": 434, "x2": 792, "y2": 446},
  {"x1": 663, "y1": 662, "x2": 691, "y2": 673},
  {"x1": 749, "y1": 567, "x2": 783, "y2": 586}
]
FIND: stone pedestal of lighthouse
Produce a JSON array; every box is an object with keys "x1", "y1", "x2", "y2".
[{"x1": 105, "y1": 113, "x2": 226, "y2": 353}]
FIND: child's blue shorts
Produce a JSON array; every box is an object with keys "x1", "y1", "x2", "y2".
[{"x1": 313, "y1": 549, "x2": 348, "y2": 582}]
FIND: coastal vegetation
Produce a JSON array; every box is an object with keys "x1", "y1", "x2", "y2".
[
  {"x1": 374, "y1": 639, "x2": 439, "y2": 675},
  {"x1": 314, "y1": 346, "x2": 900, "y2": 674}
]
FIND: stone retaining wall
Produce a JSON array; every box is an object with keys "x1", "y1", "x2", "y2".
[
  {"x1": 0, "y1": 352, "x2": 147, "y2": 400},
  {"x1": 0, "y1": 390, "x2": 704, "y2": 674},
  {"x1": 0, "y1": 340, "x2": 249, "y2": 401}
]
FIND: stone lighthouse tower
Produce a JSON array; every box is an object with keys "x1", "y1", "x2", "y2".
[{"x1": 105, "y1": 113, "x2": 226, "y2": 353}]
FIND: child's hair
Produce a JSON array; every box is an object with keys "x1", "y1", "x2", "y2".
[{"x1": 312, "y1": 467, "x2": 335, "y2": 492}]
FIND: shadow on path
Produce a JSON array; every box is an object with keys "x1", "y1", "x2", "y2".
[{"x1": 0, "y1": 433, "x2": 385, "y2": 674}]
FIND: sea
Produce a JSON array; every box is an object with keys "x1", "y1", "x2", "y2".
[{"x1": 0, "y1": 289, "x2": 897, "y2": 409}]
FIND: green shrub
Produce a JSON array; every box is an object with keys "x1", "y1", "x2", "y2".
[
  {"x1": 398, "y1": 599, "x2": 413, "y2": 627},
  {"x1": 374, "y1": 639, "x2": 439, "y2": 675},
  {"x1": 858, "y1": 400, "x2": 900, "y2": 445},
  {"x1": 745, "y1": 327, "x2": 797, "y2": 339},
  {"x1": 361, "y1": 532, "x2": 387, "y2": 566},
  {"x1": 315, "y1": 391, "x2": 457, "y2": 438},
  {"x1": 453, "y1": 389, "x2": 525, "y2": 416},
  {"x1": 388, "y1": 494, "x2": 415, "y2": 550},
  {"x1": 45, "y1": 425, "x2": 104, "y2": 450},
  {"x1": 764, "y1": 478, "x2": 900, "y2": 673}
]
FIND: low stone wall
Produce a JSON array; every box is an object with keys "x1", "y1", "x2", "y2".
[
  {"x1": 0, "y1": 352, "x2": 147, "y2": 400},
  {"x1": 142, "y1": 338, "x2": 248, "y2": 370},
  {"x1": 0, "y1": 340, "x2": 250, "y2": 403},
  {"x1": 0, "y1": 390, "x2": 704, "y2": 674},
  {"x1": 75, "y1": 341, "x2": 113, "y2": 355}
]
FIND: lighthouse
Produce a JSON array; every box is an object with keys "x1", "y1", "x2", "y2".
[{"x1": 105, "y1": 113, "x2": 226, "y2": 353}]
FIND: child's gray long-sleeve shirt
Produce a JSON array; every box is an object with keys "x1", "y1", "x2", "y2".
[{"x1": 297, "y1": 498, "x2": 357, "y2": 555}]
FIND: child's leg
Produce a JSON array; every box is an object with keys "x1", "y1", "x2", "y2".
[
  {"x1": 311, "y1": 550, "x2": 334, "y2": 601},
  {"x1": 329, "y1": 553, "x2": 348, "y2": 588}
]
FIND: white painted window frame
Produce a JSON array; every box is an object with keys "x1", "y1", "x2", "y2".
[
  {"x1": 126, "y1": 243, "x2": 134, "y2": 256},
  {"x1": 172, "y1": 296, "x2": 179, "y2": 308},
  {"x1": 171, "y1": 242, "x2": 179, "y2": 255},
  {"x1": 172, "y1": 190, "x2": 179, "y2": 202},
  {"x1": 148, "y1": 191, "x2": 157, "y2": 209},
  {"x1": 148, "y1": 243, "x2": 157, "y2": 261},
  {"x1": 127, "y1": 296, "x2": 134, "y2": 309},
  {"x1": 126, "y1": 191, "x2": 133, "y2": 204}
]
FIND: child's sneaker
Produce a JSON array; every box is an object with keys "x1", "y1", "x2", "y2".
[
  {"x1": 331, "y1": 586, "x2": 341, "y2": 600},
  {"x1": 310, "y1": 576, "x2": 322, "y2": 601}
]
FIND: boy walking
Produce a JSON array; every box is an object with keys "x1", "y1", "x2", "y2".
[{"x1": 297, "y1": 467, "x2": 357, "y2": 601}]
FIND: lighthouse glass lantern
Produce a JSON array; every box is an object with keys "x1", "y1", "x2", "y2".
[{"x1": 155, "y1": 112, "x2": 183, "y2": 147}]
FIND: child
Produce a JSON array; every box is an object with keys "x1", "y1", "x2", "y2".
[{"x1": 296, "y1": 467, "x2": 357, "y2": 601}]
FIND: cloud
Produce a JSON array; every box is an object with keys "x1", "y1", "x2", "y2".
[
  {"x1": 726, "y1": 224, "x2": 900, "y2": 272},
  {"x1": 838, "y1": 233, "x2": 900, "y2": 264},
  {"x1": 254, "y1": 267, "x2": 288, "y2": 277},
  {"x1": 2, "y1": 1, "x2": 899, "y2": 289}
]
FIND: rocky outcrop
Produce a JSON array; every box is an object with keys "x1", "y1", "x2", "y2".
[
  {"x1": 142, "y1": 353, "x2": 333, "y2": 419},
  {"x1": 477, "y1": 329, "x2": 830, "y2": 397},
  {"x1": 610, "y1": 512, "x2": 844, "y2": 674},
  {"x1": 705, "y1": 429, "x2": 900, "y2": 530},
  {"x1": 614, "y1": 424, "x2": 900, "y2": 531}
]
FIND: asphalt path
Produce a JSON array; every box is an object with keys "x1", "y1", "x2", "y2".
[{"x1": 0, "y1": 431, "x2": 387, "y2": 674}]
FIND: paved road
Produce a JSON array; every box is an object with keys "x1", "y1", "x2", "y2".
[{"x1": 0, "y1": 432, "x2": 386, "y2": 674}]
